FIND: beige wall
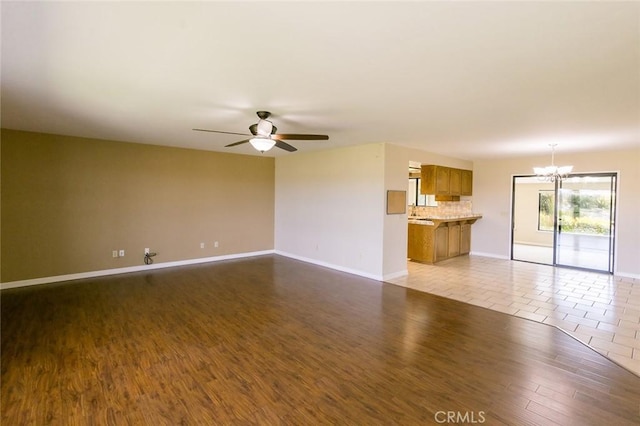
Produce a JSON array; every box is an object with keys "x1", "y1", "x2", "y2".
[
  {"x1": 473, "y1": 148, "x2": 640, "y2": 277},
  {"x1": 1, "y1": 129, "x2": 275, "y2": 283},
  {"x1": 4, "y1": 129, "x2": 637, "y2": 284}
]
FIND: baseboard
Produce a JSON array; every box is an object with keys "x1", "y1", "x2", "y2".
[
  {"x1": 383, "y1": 269, "x2": 408, "y2": 281},
  {"x1": 274, "y1": 250, "x2": 384, "y2": 281},
  {"x1": 614, "y1": 271, "x2": 640, "y2": 280},
  {"x1": 513, "y1": 241, "x2": 552, "y2": 248},
  {"x1": 469, "y1": 251, "x2": 510, "y2": 260},
  {"x1": 0, "y1": 250, "x2": 275, "y2": 290}
]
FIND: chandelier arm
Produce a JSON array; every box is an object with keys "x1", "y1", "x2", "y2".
[{"x1": 533, "y1": 143, "x2": 572, "y2": 182}]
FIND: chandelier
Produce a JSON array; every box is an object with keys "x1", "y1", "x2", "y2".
[{"x1": 533, "y1": 144, "x2": 573, "y2": 182}]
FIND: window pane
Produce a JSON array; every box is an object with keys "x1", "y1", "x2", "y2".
[{"x1": 538, "y1": 191, "x2": 554, "y2": 231}]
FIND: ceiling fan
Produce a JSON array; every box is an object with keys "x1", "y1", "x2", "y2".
[{"x1": 193, "y1": 111, "x2": 329, "y2": 153}]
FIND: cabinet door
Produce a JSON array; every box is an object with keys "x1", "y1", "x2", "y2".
[
  {"x1": 449, "y1": 168, "x2": 462, "y2": 196},
  {"x1": 460, "y1": 223, "x2": 471, "y2": 254},
  {"x1": 435, "y1": 226, "x2": 449, "y2": 262},
  {"x1": 420, "y1": 165, "x2": 436, "y2": 194},
  {"x1": 461, "y1": 170, "x2": 473, "y2": 196},
  {"x1": 447, "y1": 224, "x2": 460, "y2": 257},
  {"x1": 407, "y1": 224, "x2": 425, "y2": 260},
  {"x1": 435, "y1": 167, "x2": 450, "y2": 195}
]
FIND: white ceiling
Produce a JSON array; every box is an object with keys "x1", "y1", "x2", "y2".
[{"x1": 2, "y1": 1, "x2": 639, "y2": 159}]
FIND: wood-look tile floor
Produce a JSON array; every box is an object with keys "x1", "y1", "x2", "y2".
[
  {"x1": 388, "y1": 255, "x2": 640, "y2": 377},
  {"x1": 2, "y1": 255, "x2": 640, "y2": 425}
]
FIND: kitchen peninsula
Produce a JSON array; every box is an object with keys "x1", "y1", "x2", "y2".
[{"x1": 408, "y1": 214, "x2": 482, "y2": 264}]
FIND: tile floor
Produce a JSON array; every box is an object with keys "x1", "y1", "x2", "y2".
[{"x1": 387, "y1": 255, "x2": 640, "y2": 376}]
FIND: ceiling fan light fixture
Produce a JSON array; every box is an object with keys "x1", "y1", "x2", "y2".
[
  {"x1": 249, "y1": 137, "x2": 276, "y2": 152},
  {"x1": 256, "y1": 119, "x2": 273, "y2": 136},
  {"x1": 193, "y1": 111, "x2": 328, "y2": 152}
]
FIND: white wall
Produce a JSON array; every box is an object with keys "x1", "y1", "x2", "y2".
[
  {"x1": 275, "y1": 143, "x2": 386, "y2": 279},
  {"x1": 473, "y1": 148, "x2": 640, "y2": 278}
]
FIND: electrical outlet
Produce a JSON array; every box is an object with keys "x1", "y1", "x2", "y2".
[
  {"x1": 145, "y1": 248, "x2": 150, "y2": 255},
  {"x1": 200, "y1": 242, "x2": 205, "y2": 249},
  {"x1": 112, "y1": 250, "x2": 118, "y2": 258},
  {"x1": 119, "y1": 249, "x2": 125, "y2": 257},
  {"x1": 214, "y1": 241, "x2": 219, "y2": 248}
]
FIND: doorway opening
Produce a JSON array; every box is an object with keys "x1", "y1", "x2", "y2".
[{"x1": 511, "y1": 173, "x2": 617, "y2": 273}]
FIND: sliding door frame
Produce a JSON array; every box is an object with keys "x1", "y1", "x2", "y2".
[{"x1": 510, "y1": 172, "x2": 618, "y2": 274}]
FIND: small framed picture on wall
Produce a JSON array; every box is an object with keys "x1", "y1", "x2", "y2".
[{"x1": 387, "y1": 190, "x2": 406, "y2": 215}]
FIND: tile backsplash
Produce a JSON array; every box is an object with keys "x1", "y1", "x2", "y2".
[{"x1": 409, "y1": 200, "x2": 474, "y2": 217}]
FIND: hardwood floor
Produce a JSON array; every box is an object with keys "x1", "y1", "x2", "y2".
[{"x1": 2, "y1": 255, "x2": 639, "y2": 425}]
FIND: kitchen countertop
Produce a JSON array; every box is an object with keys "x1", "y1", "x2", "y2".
[{"x1": 408, "y1": 214, "x2": 482, "y2": 226}]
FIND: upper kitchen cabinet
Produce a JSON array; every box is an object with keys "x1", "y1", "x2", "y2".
[
  {"x1": 461, "y1": 169, "x2": 473, "y2": 196},
  {"x1": 421, "y1": 165, "x2": 448, "y2": 195},
  {"x1": 449, "y1": 168, "x2": 462, "y2": 196},
  {"x1": 420, "y1": 165, "x2": 473, "y2": 198}
]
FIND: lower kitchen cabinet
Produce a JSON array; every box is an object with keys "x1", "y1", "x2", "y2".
[
  {"x1": 460, "y1": 223, "x2": 471, "y2": 255},
  {"x1": 447, "y1": 224, "x2": 460, "y2": 257},
  {"x1": 407, "y1": 216, "x2": 481, "y2": 264},
  {"x1": 435, "y1": 226, "x2": 449, "y2": 262}
]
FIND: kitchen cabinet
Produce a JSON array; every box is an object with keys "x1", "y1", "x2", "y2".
[
  {"x1": 461, "y1": 170, "x2": 473, "y2": 196},
  {"x1": 421, "y1": 165, "x2": 449, "y2": 195},
  {"x1": 449, "y1": 169, "x2": 462, "y2": 196},
  {"x1": 460, "y1": 223, "x2": 471, "y2": 254},
  {"x1": 447, "y1": 224, "x2": 460, "y2": 257},
  {"x1": 435, "y1": 226, "x2": 449, "y2": 262},
  {"x1": 420, "y1": 165, "x2": 473, "y2": 197},
  {"x1": 408, "y1": 222, "x2": 431, "y2": 261},
  {"x1": 407, "y1": 216, "x2": 481, "y2": 264},
  {"x1": 434, "y1": 167, "x2": 450, "y2": 195}
]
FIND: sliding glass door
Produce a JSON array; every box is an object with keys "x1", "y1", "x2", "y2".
[
  {"x1": 555, "y1": 174, "x2": 616, "y2": 272},
  {"x1": 512, "y1": 176, "x2": 555, "y2": 265},
  {"x1": 512, "y1": 173, "x2": 616, "y2": 273}
]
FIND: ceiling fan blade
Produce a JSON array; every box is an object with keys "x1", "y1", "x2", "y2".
[
  {"x1": 275, "y1": 141, "x2": 297, "y2": 152},
  {"x1": 193, "y1": 128, "x2": 251, "y2": 136},
  {"x1": 225, "y1": 139, "x2": 251, "y2": 147},
  {"x1": 271, "y1": 134, "x2": 329, "y2": 141}
]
